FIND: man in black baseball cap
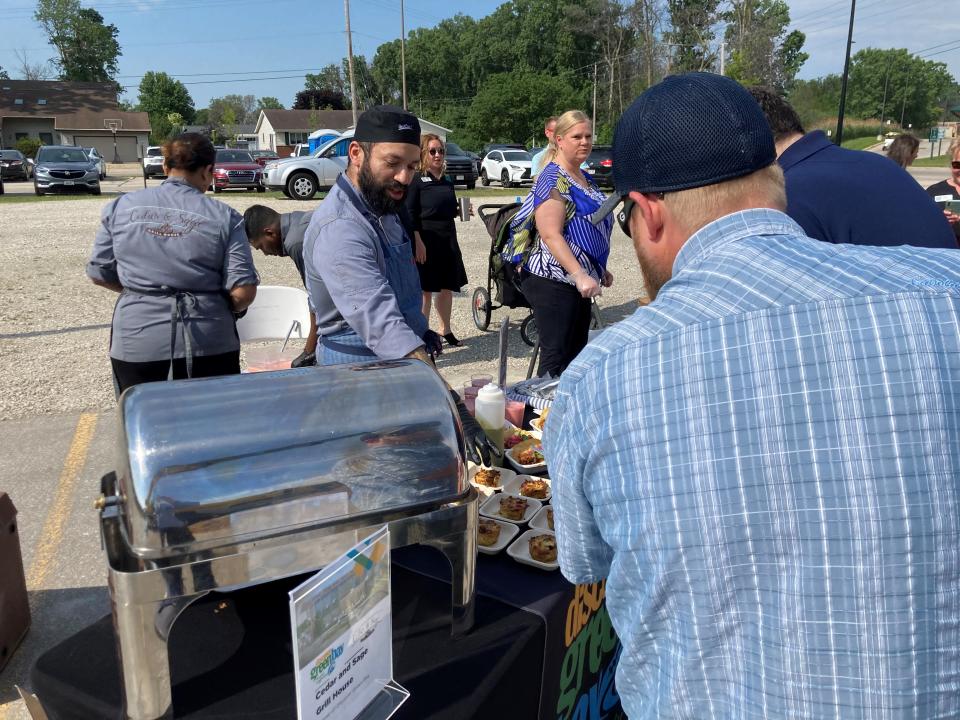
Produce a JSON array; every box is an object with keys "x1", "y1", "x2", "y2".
[
  {"x1": 303, "y1": 105, "x2": 497, "y2": 465},
  {"x1": 550, "y1": 71, "x2": 960, "y2": 719}
]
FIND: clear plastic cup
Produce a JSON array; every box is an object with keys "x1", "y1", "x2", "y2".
[
  {"x1": 505, "y1": 400, "x2": 525, "y2": 427},
  {"x1": 471, "y1": 374, "x2": 493, "y2": 388},
  {"x1": 464, "y1": 395, "x2": 476, "y2": 415}
]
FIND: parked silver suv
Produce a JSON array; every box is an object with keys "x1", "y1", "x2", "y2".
[{"x1": 33, "y1": 145, "x2": 101, "y2": 196}]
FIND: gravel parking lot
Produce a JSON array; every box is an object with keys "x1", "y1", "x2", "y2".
[{"x1": 0, "y1": 191, "x2": 647, "y2": 421}]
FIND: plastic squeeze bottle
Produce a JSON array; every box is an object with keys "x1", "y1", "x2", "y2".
[{"x1": 474, "y1": 383, "x2": 506, "y2": 461}]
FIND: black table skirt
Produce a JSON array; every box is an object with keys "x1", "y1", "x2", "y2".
[{"x1": 30, "y1": 560, "x2": 545, "y2": 720}]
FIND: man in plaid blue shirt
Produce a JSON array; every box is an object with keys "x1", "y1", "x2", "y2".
[{"x1": 549, "y1": 72, "x2": 960, "y2": 718}]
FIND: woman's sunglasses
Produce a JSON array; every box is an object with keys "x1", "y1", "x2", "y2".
[
  {"x1": 951, "y1": 161, "x2": 960, "y2": 170},
  {"x1": 429, "y1": 148, "x2": 445, "y2": 156}
]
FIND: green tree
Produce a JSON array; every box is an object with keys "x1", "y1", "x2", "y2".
[
  {"x1": 723, "y1": 0, "x2": 807, "y2": 90},
  {"x1": 667, "y1": 0, "x2": 720, "y2": 73},
  {"x1": 194, "y1": 108, "x2": 209, "y2": 125},
  {"x1": 16, "y1": 137, "x2": 42, "y2": 158},
  {"x1": 787, "y1": 74, "x2": 842, "y2": 128},
  {"x1": 306, "y1": 64, "x2": 346, "y2": 95},
  {"x1": 293, "y1": 88, "x2": 347, "y2": 111},
  {"x1": 34, "y1": 0, "x2": 121, "y2": 89},
  {"x1": 0, "y1": 66, "x2": 9, "y2": 80},
  {"x1": 136, "y1": 71, "x2": 195, "y2": 143},
  {"x1": 342, "y1": 55, "x2": 378, "y2": 111},
  {"x1": 463, "y1": 70, "x2": 587, "y2": 150},
  {"x1": 371, "y1": 40, "x2": 403, "y2": 104},
  {"x1": 257, "y1": 96, "x2": 284, "y2": 111},
  {"x1": 207, "y1": 95, "x2": 252, "y2": 128},
  {"x1": 566, "y1": 0, "x2": 635, "y2": 129},
  {"x1": 847, "y1": 48, "x2": 956, "y2": 129}
]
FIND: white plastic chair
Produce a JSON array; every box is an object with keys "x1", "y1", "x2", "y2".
[{"x1": 236, "y1": 285, "x2": 311, "y2": 345}]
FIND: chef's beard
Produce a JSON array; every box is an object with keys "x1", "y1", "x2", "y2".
[{"x1": 359, "y1": 158, "x2": 407, "y2": 215}]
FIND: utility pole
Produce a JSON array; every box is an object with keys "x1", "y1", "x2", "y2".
[
  {"x1": 835, "y1": 0, "x2": 857, "y2": 145},
  {"x1": 878, "y1": 64, "x2": 890, "y2": 131},
  {"x1": 719, "y1": 41, "x2": 725, "y2": 76},
  {"x1": 899, "y1": 77, "x2": 910, "y2": 129},
  {"x1": 344, "y1": 0, "x2": 358, "y2": 125},
  {"x1": 592, "y1": 63, "x2": 597, "y2": 130},
  {"x1": 400, "y1": 0, "x2": 408, "y2": 110}
]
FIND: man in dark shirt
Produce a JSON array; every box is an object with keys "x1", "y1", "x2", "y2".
[
  {"x1": 923, "y1": 138, "x2": 960, "y2": 243},
  {"x1": 244, "y1": 205, "x2": 317, "y2": 366},
  {"x1": 749, "y1": 87, "x2": 956, "y2": 249}
]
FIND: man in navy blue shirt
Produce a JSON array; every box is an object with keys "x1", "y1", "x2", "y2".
[{"x1": 749, "y1": 87, "x2": 956, "y2": 249}]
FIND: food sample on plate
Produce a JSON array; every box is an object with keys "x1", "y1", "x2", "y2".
[
  {"x1": 547, "y1": 507, "x2": 554, "y2": 530},
  {"x1": 505, "y1": 427, "x2": 534, "y2": 449},
  {"x1": 515, "y1": 445, "x2": 545, "y2": 466},
  {"x1": 530, "y1": 408, "x2": 550, "y2": 432},
  {"x1": 499, "y1": 495, "x2": 529, "y2": 521},
  {"x1": 529, "y1": 534, "x2": 557, "y2": 563},
  {"x1": 519, "y1": 478, "x2": 549, "y2": 499},
  {"x1": 478, "y1": 518, "x2": 502, "y2": 547},
  {"x1": 474, "y1": 467, "x2": 502, "y2": 487}
]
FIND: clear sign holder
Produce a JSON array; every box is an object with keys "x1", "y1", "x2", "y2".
[{"x1": 290, "y1": 526, "x2": 409, "y2": 720}]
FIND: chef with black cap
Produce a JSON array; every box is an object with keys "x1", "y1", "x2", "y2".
[{"x1": 303, "y1": 105, "x2": 496, "y2": 465}]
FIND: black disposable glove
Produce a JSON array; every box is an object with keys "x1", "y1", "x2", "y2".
[
  {"x1": 450, "y1": 389, "x2": 500, "y2": 467},
  {"x1": 291, "y1": 351, "x2": 316, "y2": 368},
  {"x1": 423, "y1": 329, "x2": 444, "y2": 358}
]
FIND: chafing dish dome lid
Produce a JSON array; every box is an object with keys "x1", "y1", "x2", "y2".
[{"x1": 113, "y1": 360, "x2": 466, "y2": 560}]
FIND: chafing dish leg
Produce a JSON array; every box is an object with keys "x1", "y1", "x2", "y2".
[
  {"x1": 424, "y1": 503, "x2": 477, "y2": 637},
  {"x1": 109, "y1": 570, "x2": 199, "y2": 719}
]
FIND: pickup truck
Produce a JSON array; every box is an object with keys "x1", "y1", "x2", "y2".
[{"x1": 263, "y1": 132, "x2": 352, "y2": 200}]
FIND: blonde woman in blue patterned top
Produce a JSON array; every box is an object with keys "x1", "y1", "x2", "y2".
[{"x1": 509, "y1": 110, "x2": 614, "y2": 376}]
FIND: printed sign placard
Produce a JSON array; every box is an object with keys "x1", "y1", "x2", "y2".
[{"x1": 290, "y1": 526, "x2": 402, "y2": 720}]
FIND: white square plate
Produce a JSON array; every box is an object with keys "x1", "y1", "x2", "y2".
[
  {"x1": 529, "y1": 504, "x2": 555, "y2": 531},
  {"x1": 507, "y1": 528, "x2": 559, "y2": 571},
  {"x1": 467, "y1": 464, "x2": 516, "y2": 497},
  {"x1": 502, "y1": 474, "x2": 552, "y2": 503},
  {"x1": 477, "y1": 518, "x2": 519, "y2": 554},
  {"x1": 479, "y1": 492, "x2": 542, "y2": 525},
  {"x1": 505, "y1": 439, "x2": 547, "y2": 474}
]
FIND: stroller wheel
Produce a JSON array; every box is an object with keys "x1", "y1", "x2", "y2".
[
  {"x1": 520, "y1": 313, "x2": 538, "y2": 347},
  {"x1": 472, "y1": 287, "x2": 492, "y2": 331}
]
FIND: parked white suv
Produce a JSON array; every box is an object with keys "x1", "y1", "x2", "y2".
[
  {"x1": 480, "y1": 149, "x2": 533, "y2": 188},
  {"x1": 262, "y1": 132, "x2": 351, "y2": 200},
  {"x1": 142, "y1": 146, "x2": 164, "y2": 177}
]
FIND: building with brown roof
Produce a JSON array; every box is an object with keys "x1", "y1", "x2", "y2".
[
  {"x1": 0, "y1": 80, "x2": 151, "y2": 162},
  {"x1": 255, "y1": 109, "x2": 355, "y2": 156}
]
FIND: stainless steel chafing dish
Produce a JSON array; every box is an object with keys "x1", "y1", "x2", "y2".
[{"x1": 97, "y1": 360, "x2": 478, "y2": 720}]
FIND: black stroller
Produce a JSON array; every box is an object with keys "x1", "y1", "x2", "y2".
[
  {"x1": 473, "y1": 203, "x2": 538, "y2": 346},
  {"x1": 473, "y1": 203, "x2": 605, "y2": 349}
]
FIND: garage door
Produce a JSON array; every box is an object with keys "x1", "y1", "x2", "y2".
[{"x1": 73, "y1": 135, "x2": 139, "y2": 163}]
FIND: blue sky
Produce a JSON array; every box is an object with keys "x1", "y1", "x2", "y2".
[{"x1": 0, "y1": 0, "x2": 957, "y2": 111}]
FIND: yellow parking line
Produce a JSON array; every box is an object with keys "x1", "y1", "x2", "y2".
[{"x1": 26, "y1": 412, "x2": 98, "y2": 590}]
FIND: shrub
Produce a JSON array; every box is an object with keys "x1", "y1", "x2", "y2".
[{"x1": 15, "y1": 137, "x2": 42, "y2": 159}]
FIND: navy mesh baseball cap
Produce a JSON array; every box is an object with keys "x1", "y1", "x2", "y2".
[{"x1": 592, "y1": 72, "x2": 776, "y2": 223}]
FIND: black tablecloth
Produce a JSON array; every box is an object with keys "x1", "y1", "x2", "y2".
[{"x1": 31, "y1": 548, "x2": 622, "y2": 720}]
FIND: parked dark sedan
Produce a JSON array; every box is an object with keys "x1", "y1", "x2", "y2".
[
  {"x1": 249, "y1": 149, "x2": 280, "y2": 167},
  {"x1": 582, "y1": 145, "x2": 613, "y2": 188},
  {"x1": 0, "y1": 149, "x2": 30, "y2": 180}
]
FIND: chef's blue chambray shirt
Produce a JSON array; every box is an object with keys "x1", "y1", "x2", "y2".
[{"x1": 547, "y1": 209, "x2": 960, "y2": 719}]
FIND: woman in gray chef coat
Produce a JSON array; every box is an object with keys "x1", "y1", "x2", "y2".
[{"x1": 87, "y1": 133, "x2": 259, "y2": 394}]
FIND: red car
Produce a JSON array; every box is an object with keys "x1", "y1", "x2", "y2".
[
  {"x1": 212, "y1": 150, "x2": 265, "y2": 193},
  {"x1": 249, "y1": 149, "x2": 280, "y2": 167}
]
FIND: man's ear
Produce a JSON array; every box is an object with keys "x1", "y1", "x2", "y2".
[
  {"x1": 629, "y1": 190, "x2": 664, "y2": 242},
  {"x1": 347, "y1": 141, "x2": 365, "y2": 168}
]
